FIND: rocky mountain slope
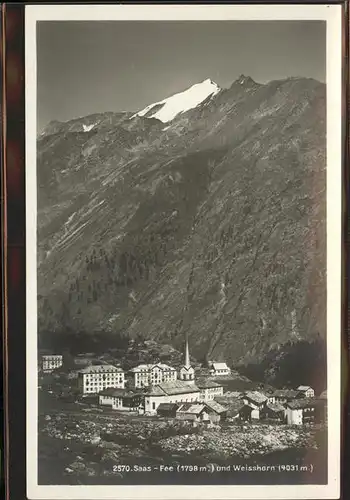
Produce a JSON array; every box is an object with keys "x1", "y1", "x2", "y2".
[{"x1": 37, "y1": 75, "x2": 326, "y2": 365}]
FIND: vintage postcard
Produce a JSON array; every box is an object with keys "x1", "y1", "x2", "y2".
[{"x1": 25, "y1": 4, "x2": 342, "y2": 500}]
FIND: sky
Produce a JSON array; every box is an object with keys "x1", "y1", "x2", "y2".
[{"x1": 37, "y1": 21, "x2": 326, "y2": 132}]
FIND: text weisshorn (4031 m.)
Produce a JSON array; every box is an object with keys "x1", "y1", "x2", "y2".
[{"x1": 111, "y1": 464, "x2": 314, "y2": 474}]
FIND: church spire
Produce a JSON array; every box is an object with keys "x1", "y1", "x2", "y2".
[
  {"x1": 179, "y1": 332, "x2": 195, "y2": 384},
  {"x1": 185, "y1": 332, "x2": 190, "y2": 368}
]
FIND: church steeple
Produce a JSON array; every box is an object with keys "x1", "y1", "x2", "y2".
[
  {"x1": 179, "y1": 332, "x2": 195, "y2": 384},
  {"x1": 184, "y1": 332, "x2": 190, "y2": 368}
]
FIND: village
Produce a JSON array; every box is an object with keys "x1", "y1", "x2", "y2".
[{"x1": 39, "y1": 334, "x2": 327, "y2": 429}]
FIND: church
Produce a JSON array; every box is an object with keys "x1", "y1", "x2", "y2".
[{"x1": 144, "y1": 334, "x2": 200, "y2": 414}]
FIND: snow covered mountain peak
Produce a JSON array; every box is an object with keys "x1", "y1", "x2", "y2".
[{"x1": 132, "y1": 78, "x2": 221, "y2": 123}]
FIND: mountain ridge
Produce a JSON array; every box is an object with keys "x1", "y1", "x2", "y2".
[
  {"x1": 40, "y1": 75, "x2": 324, "y2": 137},
  {"x1": 37, "y1": 75, "x2": 326, "y2": 366}
]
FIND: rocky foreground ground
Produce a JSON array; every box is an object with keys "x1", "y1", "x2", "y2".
[
  {"x1": 38, "y1": 411, "x2": 325, "y2": 483},
  {"x1": 158, "y1": 424, "x2": 318, "y2": 459}
]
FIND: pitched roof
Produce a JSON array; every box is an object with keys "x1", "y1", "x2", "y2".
[
  {"x1": 99, "y1": 388, "x2": 128, "y2": 397},
  {"x1": 244, "y1": 391, "x2": 268, "y2": 404},
  {"x1": 146, "y1": 385, "x2": 167, "y2": 396},
  {"x1": 157, "y1": 403, "x2": 179, "y2": 411},
  {"x1": 286, "y1": 398, "x2": 317, "y2": 410},
  {"x1": 265, "y1": 402, "x2": 285, "y2": 413},
  {"x1": 147, "y1": 380, "x2": 200, "y2": 396},
  {"x1": 78, "y1": 364, "x2": 123, "y2": 374},
  {"x1": 130, "y1": 363, "x2": 176, "y2": 372},
  {"x1": 177, "y1": 403, "x2": 206, "y2": 415},
  {"x1": 205, "y1": 400, "x2": 227, "y2": 414},
  {"x1": 297, "y1": 385, "x2": 313, "y2": 391},
  {"x1": 99, "y1": 387, "x2": 143, "y2": 397},
  {"x1": 162, "y1": 381, "x2": 200, "y2": 395},
  {"x1": 196, "y1": 379, "x2": 222, "y2": 389},
  {"x1": 319, "y1": 390, "x2": 327, "y2": 399},
  {"x1": 180, "y1": 365, "x2": 194, "y2": 372},
  {"x1": 221, "y1": 391, "x2": 243, "y2": 398},
  {"x1": 273, "y1": 389, "x2": 299, "y2": 399},
  {"x1": 129, "y1": 365, "x2": 148, "y2": 373},
  {"x1": 211, "y1": 362, "x2": 230, "y2": 370},
  {"x1": 158, "y1": 363, "x2": 176, "y2": 371}
]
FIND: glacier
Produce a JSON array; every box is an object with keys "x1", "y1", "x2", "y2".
[{"x1": 132, "y1": 78, "x2": 221, "y2": 123}]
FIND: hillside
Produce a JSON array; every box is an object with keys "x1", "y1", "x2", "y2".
[{"x1": 37, "y1": 75, "x2": 326, "y2": 366}]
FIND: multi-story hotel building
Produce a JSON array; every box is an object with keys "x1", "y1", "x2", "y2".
[
  {"x1": 197, "y1": 379, "x2": 224, "y2": 401},
  {"x1": 77, "y1": 364, "x2": 125, "y2": 394},
  {"x1": 42, "y1": 354, "x2": 63, "y2": 373},
  {"x1": 130, "y1": 363, "x2": 177, "y2": 388}
]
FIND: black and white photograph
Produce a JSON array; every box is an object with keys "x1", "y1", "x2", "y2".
[{"x1": 25, "y1": 4, "x2": 342, "y2": 500}]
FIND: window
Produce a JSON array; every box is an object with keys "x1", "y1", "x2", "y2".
[{"x1": 152, "y1": 402, "x2": 156, "y2": 410}]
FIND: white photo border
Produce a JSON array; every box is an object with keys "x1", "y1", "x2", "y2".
[{"x1": 25, "y1": 4, "x2": 343, "y2": 500}]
